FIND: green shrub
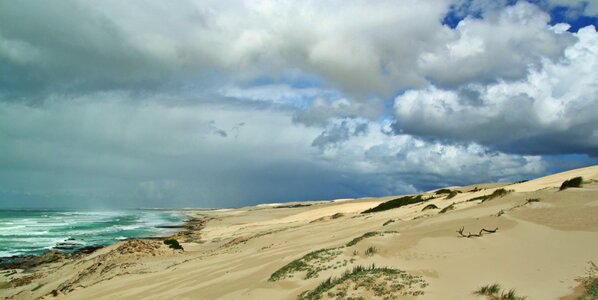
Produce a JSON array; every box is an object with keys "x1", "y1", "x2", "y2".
[
  {"x1": 362, "y1": 195, "x2": 425, "y2": 213},
  {"x1": 382, "y1": 219, "x2": 395, "y2": 226},
  {"x1": 474, "y1": 283, "x2": 526, "y2": 300},
  {"x1": 439, "y1": 204, "x2": 455, "y2": 214},
  {"x1": 467, "y1": 188, "x2": 512, "y2": 203},
  {"x1": 298, "y1": 264, "x2": 426, "y2": 300},
  {"x1": 365, "y1": 246, "x2": 377, "y2": 256},
  {"x1": 579, "y1": 278, "x2": 598, "y2": 300},
  {"x1": 559, "y1": 177, "x2": 583, "y2": 190},
  {"x1": 163, "y1": 239, "x2": 184, "y2": 251},
  {"x1": 435, "y1": 189, "x2": 452, "y2": 194},
  {"x1": 446, "y1": 190, "x2": 460, "y2": 199},
  {"x1": 346, "y1": 232, "x2": 381, "y2": 247},
  {"x1": 269, "y1": 248, "x2": 342, "y2": 281},
  {"x1": 422, "y1": 204, "x2": 438, "y2": 211}
]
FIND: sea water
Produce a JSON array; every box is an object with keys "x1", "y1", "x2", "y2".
[{"x1": 0, "y1": 210, "x2": 184, "y2": 257}]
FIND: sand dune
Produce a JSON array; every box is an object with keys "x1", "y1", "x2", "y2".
[{"x1": 1, "y1": 166, "x2": 598, "y2": 299}]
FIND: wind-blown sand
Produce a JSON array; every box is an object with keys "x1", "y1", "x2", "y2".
[{"x1": 2, "y1": 166, "x2": 598, "y2": 299}]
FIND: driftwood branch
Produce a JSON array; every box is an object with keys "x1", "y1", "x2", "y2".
[{"x1": 456, "y1": 226, "x2": 498, "y2": 238}]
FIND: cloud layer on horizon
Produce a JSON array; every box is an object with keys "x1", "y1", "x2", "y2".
[{"x1": 0, "y1": 0, "x2": 597, "y2": 208}]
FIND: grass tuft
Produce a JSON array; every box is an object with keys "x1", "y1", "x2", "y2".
[
  {"x1": 362, "y1": 195, "x2": 425, "y2": 213},
  {"x1": 446, "y1": 190, "x2": 461, "y2": 199},
  {"x1": 474, "y1": 283, "x2": 526, "y2": 300},
  {"x1": 576, "y1": 261, "x2": 598, "y2": 300},
  {"x1": 298, "y1": 264, "x2": 427, "y2": 300},
  {"x1": 365, "y1": 246, "x2": 377, "y2": 256},
  {"x1": 435, "y1": 189, "x2": 452, "y2": 194},
  {"x1": 382, "y1": 219, "x2": 395, "y2": 226},
  {"x1": 560, "y1": 177, "x2": 583, "y2": 190},
  {"x1": 346, "y1": 232, "x2": 381, "y2": 247},
  {"x1": 269, "y1": 248, "x2": 342, "y2": 281},
  {"x1": 579, "y1": 278, "x2": 598, "y2": 300},
  {"x1": 422, "y1": 204, "x2": 439, "y2": 211},
  {"x1": 439, "y1": 204, "x2": 455, "y2": 214},
  {"x1": 467, "y1": 188, "x2": 513, "y2": 203}
]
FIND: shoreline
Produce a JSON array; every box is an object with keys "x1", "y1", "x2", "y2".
[{"x1": 0, "y1": 210, "x2": 197, "y2": 271}]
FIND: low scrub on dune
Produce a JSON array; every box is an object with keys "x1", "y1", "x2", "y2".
[
  {"x1": 382, "y1": 219, "x2": 395, "y2": 226},
  {"x1": 269, "y1": 248, "x2": 344, "y2": 281},
  {"x1": 578, "y1": 279, "x2": 598, "y2": 300},
  {"x1": 163, "y1": 239, "x2": 184, "y2": 251},
  {"x1": 346, "y1": 232, "x2": 381, "y2": 247},
  {"x1": 467, "y1": 188, "x2": 513, "y2": 203},
  {"x1": 446, "y1": 190, "x2": 460, "y2": 199},
  {"x1": 474, "y1": 283, "x2": 526, "y2": 300},
  {"x1": 362, "y1": 195, "x2": 425, "y2": 213},
  {"x1": 560, "y1": 177, "x2": 583, "y2": 190},
  {"x1": 439, "y1": 203, "x2": 455, "y2": 214},
  {"x1": 298, "y1": 264, "x2": 427, "y2": 300},
  {"x1": 575, "y1": 261, "x2": 598, "y2": 300},
  {"x1": 435, "y1": 189, "x2": 452, "y2": 194},
  {"x1": 364, "y1": 246, "x2": 377, "y2": 256},
  {"x1": 422, "y1": 204, "x2": 438, "y2": 211}
]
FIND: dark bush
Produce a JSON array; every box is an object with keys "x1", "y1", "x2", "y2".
[
  {"x1": 559, "y1": 177, "x2": 583, "y2": 190},
  {"x1": 446, "y1": 190, "x2": 460, "y2": 199},
  {"x1": 422, "y1": 204, "x2": 438, "y2": 211},
  {"x1": 439, "y1": 204, "x2": 455, "y2": 214},
  {"x1": 435, "y1": 189, "x2": 452, "y2": 194},
  {"x1": 382, "y1": 219, "x2": 395, "y2": 226},
  {"x1": 362, "y1": 195, "x2": 425, "y2": 213},
  {"x1": 163, "y1": 239, "x2": 184, "y2": 251},
  {"x1": 467, "y1": 188, "x2": 512, "y2": 203}
]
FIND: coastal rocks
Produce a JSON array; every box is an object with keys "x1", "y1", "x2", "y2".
[
  {"x1": 53, "y1": 241, "x2": 104, "y2": 254},
  {"x1": 169, "y1": 217, "x2": 207, "y2": 243},
  {"x1": 0, "y1": 251, "x2": 74, "y2": 270}
]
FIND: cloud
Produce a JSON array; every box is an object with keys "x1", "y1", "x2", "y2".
[
  {"x1": 544, "y1": 0, "x2": 598, "y2": 16},
  {"x1": 1, "y1": 0, "x2": 448, "y2": 97},
  {"x1": 0, "y1": 1, "x2": 596, "y2": 208},
  {"x1": 0, "y1": 0, "x2": 582, "y2": 98},
  {"x1": 394, "y1": 25, "x2": 598, "y2": 156},
  {"x1": 311, "y1": 118, "x2": 369, "y2": 150},
  {"x1": 311, "y1": 119, "x2": 546, "y2": 184},
  {"x1": 0, "y1": 92, "x2": 549, "y2": 208},
  {"x1": 419, "y1": 2, "x2": 576, "y2": 87}
]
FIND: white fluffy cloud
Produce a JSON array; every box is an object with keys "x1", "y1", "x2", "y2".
[
  {"x1": 395, "y1": 25, "x2": 598, "y2": 155},
  {"x1": 419, "y1": 2, "x2": 575, "y2": 87},
  {"x1": 545, "y1": 0, "x2": 598, "y2": 16},
  {"x1": 312, "y1": 118, "x2": 546, "y2": 183}
]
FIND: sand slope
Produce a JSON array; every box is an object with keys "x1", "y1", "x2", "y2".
[{"x1": 1, "y1": 166, "x2": 598, "y2": 299}]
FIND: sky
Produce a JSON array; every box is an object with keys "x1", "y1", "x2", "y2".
[{"x1": 1, "y1": 0, "x2": 597, "y2": 209}]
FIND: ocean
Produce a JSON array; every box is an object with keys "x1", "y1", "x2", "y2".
[{"x1": 0, "y1": 210, "x2": 184, "y2": 257}]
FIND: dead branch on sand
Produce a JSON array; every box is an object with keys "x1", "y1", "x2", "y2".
[{"x1": 456, "y1": 227, "x2": 498, "y2": 238}]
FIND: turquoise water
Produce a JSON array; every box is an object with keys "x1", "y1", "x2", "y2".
[{"x1": 0, "y1": 210, "x2": 184, "y2": 257}]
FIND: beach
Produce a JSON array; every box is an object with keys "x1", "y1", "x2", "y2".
[{"x1": 1, "y1": 165, "x2": 598, "y2": 299}]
